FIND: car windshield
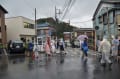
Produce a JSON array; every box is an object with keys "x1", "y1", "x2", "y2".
[{"x1": 12, "y1": 43, "x2": 23, "y2": 47}]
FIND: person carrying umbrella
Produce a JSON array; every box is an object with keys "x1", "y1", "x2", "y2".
[
  {"x1": 81, "y1": 38, "x2": 88, "y2": 60},
  {"x1": 77, "y1": 34, "x2": 88, "y2": 50}
]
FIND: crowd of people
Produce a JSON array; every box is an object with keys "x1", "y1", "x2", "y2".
[
  {"x1": 29, "y1": 37, "x2": 66, "y2": 59},
  {"x1": 96, "y1": 35, "x2": 120, "y2": 70},
  {"x1": 7, "y1": 34, "x2": 120, "y2": 70}
]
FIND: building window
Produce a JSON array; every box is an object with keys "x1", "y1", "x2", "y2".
[
  {"x1": 103, "y1": 14, "x2": 108, "y2": 25},
  {"x1": 109, "y1": 11, "x2": 114, "y2": 24},
  {"x1": 24, "y1": 22, "x2": 34, "y2": 29},
  {"x1": 99, "y1": 16, "x2": 103, "y2": 23},
  {"x1": 117, "y1": 14, "x2": 120, "y2": 25}
]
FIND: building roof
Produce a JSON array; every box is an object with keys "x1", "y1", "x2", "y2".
[
  {"x1": 0, "y1": 5, "x2": 8, "y2": 13},
  {"x1": 37, "y1": 22, "x2": 50, "y2": 28},
  {"x1": 93, "y1": 0, "x2": 120, "y2": 20},
  {"x1": 102, "y1": 0, "x2": 120, "y2": 3},
  {"x1": 6, "y1": 16, "x2": 34, "y2": 21}
]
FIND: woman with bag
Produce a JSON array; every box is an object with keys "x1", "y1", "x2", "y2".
[{"x1": 59, "y1": 38, "x2": 65, "y2": 54}]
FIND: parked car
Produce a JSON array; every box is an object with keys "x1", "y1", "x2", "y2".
[
  {"x1": 74, "y1": 40, "x2": 80, "y2": 48},
  {"x1": 9, "y1": 40, "x2": 25, "y2": 54}
]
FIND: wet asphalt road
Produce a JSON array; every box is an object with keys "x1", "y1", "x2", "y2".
[{"x1": 0, "y1": 48, "x2": 120, "y2": 79}]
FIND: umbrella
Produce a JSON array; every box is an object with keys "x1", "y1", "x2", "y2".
[{"x1": 77, "y1": 34, "x2": 88, "y2": 41}]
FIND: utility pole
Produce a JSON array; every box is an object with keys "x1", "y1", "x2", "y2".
[
  {"x1": 68, "y1": 19, "x2": 70, "y2": 25},
  {"x1": 55, "y1": 6, "x2": 62, "y2": 38},
  {"x1": 55, "y1": 6, "x2": 57, "y2": 22},
  {"x1": 55, "y1": 6, "x2": 62, "y2": 22},
  {"x1": 35, "y1": 8, "x2": 37, "y2": 43}
]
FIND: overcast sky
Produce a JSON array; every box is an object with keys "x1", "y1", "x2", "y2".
[{"x1": 0, "y1": 0, "x2": 100, "y2": 28}]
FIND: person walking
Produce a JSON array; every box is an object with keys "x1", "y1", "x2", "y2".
[
  {"x1": 71, "y1": 38, "x2": 75, "y2": 48},
  {"x1": 81, "y1": 38, "x2": 88, "y2": 60},
  {"x1": 51, "y1": 39, "x2": 56, "y2": 53},
  {"x1": 98, "y1": 36, "x2": 112, "y2": 70},
  {"x1": 32, "y1": 43, "x2": 39, "y2": 61},
  {"x1": 7, "y1": 40, "x2": 12, "y2": 53},
  {"x1": 45, "y1": 37, "x2": 51, "y2": 56},
  {"x1": 59, "y1": 38, "x2": 65, "y2": 54},
  {"x1": 111, "y1": 36, "x2": 119, "y2": 62},
  {"x1": 56, "y1": 39, "x2": 60, "y2": 49},
  {"x1": 28, "y1": 40, "x2": 34, "y2": 57},
  {"x1": 96, "y1": 37, "x2": 102, "y2": 51}
]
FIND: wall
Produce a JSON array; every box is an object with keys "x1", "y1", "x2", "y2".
[
  {"x1": 0, "y1": 9, "x2": 7, "y2": 45},
  {"x1": 6, "y1": 16, "x2": 35, "y2": 42}
]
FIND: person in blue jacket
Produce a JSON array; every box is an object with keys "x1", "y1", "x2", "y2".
[
  {"x1": 28, "y1": 40, "x2": 34, "y2": 57},
  {"x1": 81, "y1": 38, "x2": 88, "y2": 59}
]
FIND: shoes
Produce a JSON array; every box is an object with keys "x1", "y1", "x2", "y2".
[
  {"x1": 101, "y1": 63, "x2": 106, "y2": 68},
  {"x1": 108, "y1": 63, "x2": 112, "y2": 70}
]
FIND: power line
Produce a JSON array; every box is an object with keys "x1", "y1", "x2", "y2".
[
  {"x1": 62, "y1": 0, "x2": 69, "y2": 12},
  {"x1": 65, "y1": 0, "x2": 76, "y2": 19},
  {"x1": 61, "y1": 0, "x2": 76, "y2": 20},
  {"x1": 61, "y1": 0, "x2": 72, "y2": 20}
]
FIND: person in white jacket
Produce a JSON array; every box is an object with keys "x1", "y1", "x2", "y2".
[
  {"x1": 98, "y1": 36, "x2": 112, "y2": 69},
  {"x1": 33, "y1": 43, "x2": 39, "y2": 59},
  {"x1": 51, "y1": 39, "x2": 56, "y2": 53},
  {"x1": 111, "y1": 35, "x2": 119, "y2": 61}
]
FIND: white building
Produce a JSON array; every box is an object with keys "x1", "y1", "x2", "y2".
[{"x1": 6, "y1": 16, "x2": 35, "y2": 42}]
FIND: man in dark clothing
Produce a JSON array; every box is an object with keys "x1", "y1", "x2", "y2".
[{"x1": 7, "y1": 40, "x2": 12, "y2": 53}]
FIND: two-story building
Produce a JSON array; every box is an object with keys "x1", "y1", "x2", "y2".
[
  {"x1": 36, "y1": 22, "x2": 56, "y2": 52},
  {"x1": 93, "y1": 0, "x2": 120, "y2": 41},
  {"x1": 6, "y1": 16, "x2": 35, "y2": 42},
  {"x1": 0, "y1": 5, "x2": 8, "y2": 46},
  {"x1": 37, "y1": 22, "x2": 55, "y2": 40}
]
